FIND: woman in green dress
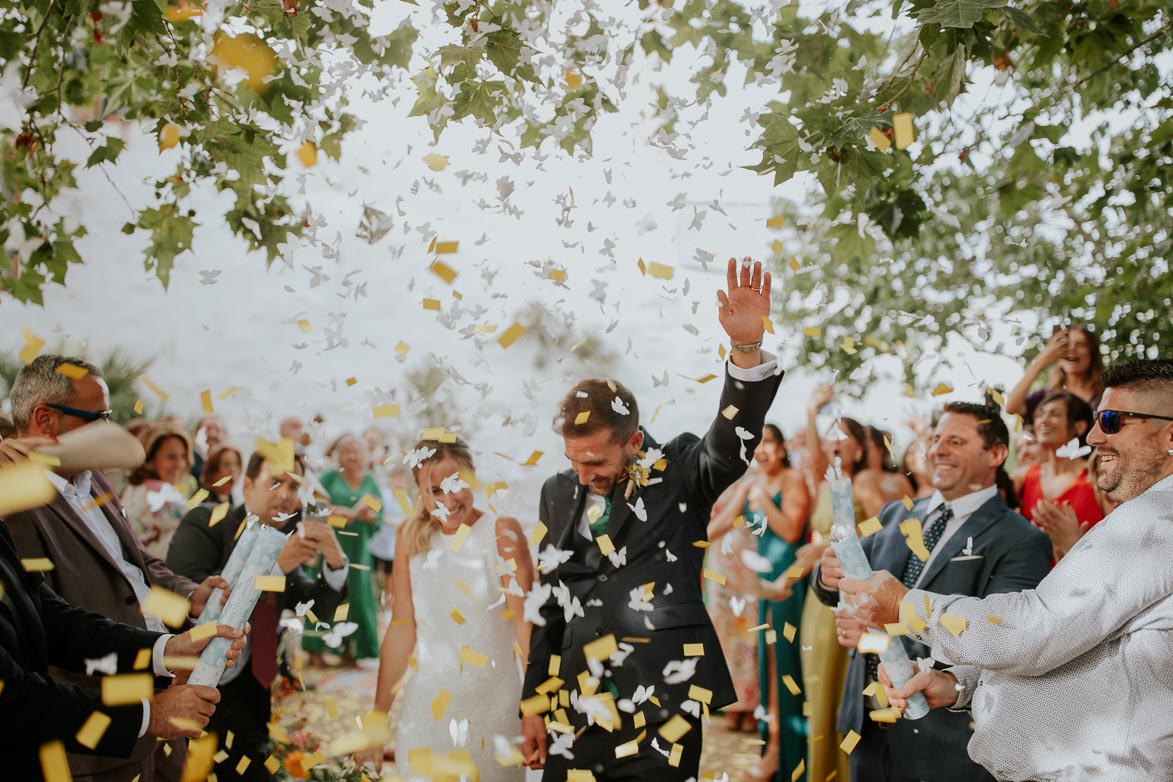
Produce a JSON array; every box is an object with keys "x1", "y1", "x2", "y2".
[
  {"x1": 726, "y1": 424, "x2": 812, "y2": 782},
  {"x1": 796, "y1": 386, "x2": 889, "y2": 782},
  {"x1": 305, "y1": 434, "x2": 383, "y2": 661}
]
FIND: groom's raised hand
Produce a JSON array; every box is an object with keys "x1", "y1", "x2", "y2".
[{"x1": 717, "y1": 256, "x2": 771, "y2": 369}]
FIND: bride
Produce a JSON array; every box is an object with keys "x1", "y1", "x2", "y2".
[{"x1": 359, "y1": 437, "x2": 534, "y2": 781}]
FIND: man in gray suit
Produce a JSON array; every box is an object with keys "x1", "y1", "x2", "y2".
[{"x1": 812, "y1": 401, "x2": 1052, "y2": 781}]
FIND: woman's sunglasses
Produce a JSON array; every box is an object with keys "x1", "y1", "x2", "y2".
[
  {"x1": 46, "y1": 403, "x2": 113, "y2": 422},
  {"x1": 1096, "y1": 409, "x2": 1173, "y2": 435}
]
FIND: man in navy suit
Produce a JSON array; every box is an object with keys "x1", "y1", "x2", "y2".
[
  {"x1": 520, "y1": 258, "x2": 784, "y2": 781},
  {"x1": 811, "y1": 402, "x2": 1051, "y2": 781}
]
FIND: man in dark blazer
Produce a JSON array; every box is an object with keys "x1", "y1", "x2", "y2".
[
  {"x1": 811, "y1": 401, "x2": 1052, "y2": 782},
  {"x1": 0, "y1": 442, "x2": 245, "y2": 782},
  {"x1": 4, "y1": 355, "x2": 227, "y2": 781},
  {"x1": 167, "y1": 449, "x2": 349, "y2": 781},
  {"x1": 521, "y1": 258, "x2": 783, "y2": 781}
]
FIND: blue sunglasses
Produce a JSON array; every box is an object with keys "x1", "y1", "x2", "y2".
[{"x1": 1096, "y1": 409, "x2": 1173, "y2": 435}]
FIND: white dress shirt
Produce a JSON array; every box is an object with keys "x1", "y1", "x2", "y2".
[
  {"x1": 915, "y1": 484, "x2": 998, "y2": 587},
  {"x1": 906, "y1": 473, "x2": 1173, "y2": 781}
]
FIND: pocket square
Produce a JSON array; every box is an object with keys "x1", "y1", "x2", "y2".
[{"x1": 950, "y1": 554, "x2": 983, "y2": 562}]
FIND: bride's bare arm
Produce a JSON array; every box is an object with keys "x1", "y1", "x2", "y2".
[
  {"x1": 496, "y1": 515, "x2": 535, "y2": 658},
  {"x1": 375, "y1": 524, "x2": 417, "y2": 713}
]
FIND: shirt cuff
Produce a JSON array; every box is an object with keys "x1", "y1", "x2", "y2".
[
  {"x1": 138, "y1": 699, "x2": 150, "y2": 738},
  {"x1": 726, "y1": 350, "x2": 780, "y2": 383},
  {"x1": 152, "y1": 634, "x2": 174, "y2": 678},
  {"x1": 322, "y1": 558, "x2": 349, "y2": 591},
  {"x1": 946, "y1": 664, "x2": 982, "y2": 712}
]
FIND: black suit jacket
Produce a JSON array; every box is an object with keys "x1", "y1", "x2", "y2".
[
  {"x1": 165, "y1": 505, "x2": 347, "y2": 671},
  {"x1": 0, "y1": 523, "x2": 162, "y2": 781},
  {"x1": 812, "y1": 493, "x2": 1051, "y2": 781},
  {"x1": 522, "y1": 365, "x2": 783, "y2": 729}
]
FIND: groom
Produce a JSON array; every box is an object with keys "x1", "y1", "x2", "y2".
[{"x1": 521, "y1": 258, "x2": 784, "y2": 780}]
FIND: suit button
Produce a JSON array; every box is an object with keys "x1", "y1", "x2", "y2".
[
  {"x1": 598, "y1": 574, "x2": 608, "y2": 582},
  {"x1": 595, "y1": 628, "x2": 604, "y2": 637},
  {"x1": 125, "y1": 595, "x2": 136, "y2": 606}
]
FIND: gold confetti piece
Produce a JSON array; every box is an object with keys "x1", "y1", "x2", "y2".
[
  {"x1": 498, "y1": 322, "x2": 526, "y2": 348},
  {"x1": 786, "y1": 565, "x2": 805, "y2": 579},
  {"x1": 803, "y1": 326, "x2": 822, "y2": 338},
  {"x1": 564, "y1": 68, "x2": 583, "y2": 90},
  {"x1": 449, "y1": 523, "x2": 472, "y2": 552},
  {"x1": 210, "y1": 32, "x2": 276, "y2": 91},
  {"x1": 143, "y1": 586, "x2": 191, "y2": 628},
  {"x1": 423, "y1": 152, "x2": 449, "y2": 171},
  {"x1": 133, "y1": 398, "x2": 144, "y2": 414},
  {"x1": 157, "y1": 122, "x2": 181, "y2": 151},
  {"x1": 899, "y1": 517, "x2": 931, "y2": 561},
  {"x1": 633, "y1": 711, "x2": 646, "y2": 729},
  {"x1": 930, "y1": 383, "x2": 953, "y2": 397},
  {"x1": 431, "y1": 690, "x2": 452, "y2": 720},
  {"x1": 899, "y1": 599, "x2": 928, "y2": 634},
  {"x1": 422, "y1": 298, "x2": 442, "y2": 311},
  {"x1": 140, "y1": 375, "x2": 169, "y2": 401},
  {"x1": 781, "y1": 622, "x2": 797, "y2": 642},
  {"x1": 574, "y1": 411, "x2": 591, "y2": 426},
  {"x1": 658, "y1": 715, "x2": 692, "y2": 743},
  {"x1": 791, "y1": 759, "x2": 806, "y2": 782},
  {"x1": 763, "y1": 316, "x2": 776, "y2": 335},
  {"x1": 450, "y1": 609, "x2": 466, "y2": 625},
  {"x1": 986, "y1": 614, "x2": 1003, "y2": 625},
  {"x1": 203, "y1": 501, "x2": 230, "y2": 530},
  {"x1": 868, "y1": 126, "x2": 891, "y2": 152},
  {"x1": 766, "y1": 214, "x2": 785, "y2": 228},
  {"x1": 185, "y1": 489, "x2": 209, "y2": 510},
  {"x1": 530, "y1": 520, "x2": 548, "y2": 546},
  {"x1": 840, "y1": 730, "x2": 861, "y2": 755},
  {"x1": 361, "y1": 494, "x2": 382, "y2": 512},
  {"x1": 547, "y1": 654, "x2": 561, "y2": 676},
  {"x1": 183, "y1": 733, "x2": 217, "y2": 782},
  {"x1": 523, "y1": 450, "x2": 543, "y2": 466},
  {"x1": 703, "y1": 568, "x2": 726, "y2": 585},
  {"x1": 683, "y1": 642, "x2": 705, "y2": 657},
  {"x1": 394, "y1": 341, "x2": 410, "y2": 356},
  {"x1": 296, "y1": 140, "x2": 317, "y2": 168},
  {"x1": 54, "y1": 362, "x2": 89, "y2": 380},
  {"x1": 546, "y1": 268, "x2": 567, "y2": 283},
  {"x1": 218, "y1": 386, "x2": 241, "y2": 401},
  {"x1": 21, "y1": 557, "x2": 55, "y2": 572},
  {"x1": 695, "y1": 374, "x2": 717, "y2": 384},
  {"x1": 841, "y1": 336, "x2": 857, "y2": 355},
  {"x1": 40, "y1": 740, "x2": 70, "y2": 782},
  {"x1": 188, "y1": 622, "x2": 218, "y2": 643},
  {"x1": 615, "y1": 738, "x2": 640, "y2": 759},
  {"x1": 596, "y1": 534, "x2": 616, "y2": 557},
  {"x1": 460, "y1": 646, "x2": 489, "y2": 669},
  {"x1": 647, "y1": 262, "x2": 675, "y2": 280},
  {"x1": 20, "y1": 327, "x2": 46, "y2": 364},
  {"x1": 296, "y1": 319, "x2": 313, "y2": 333},
  {"x1": 663, "y1": 741, "x2": 681, "y2": 767},
  {"x1": 265, "y1": 755, "x2": 281, "y2": 774},
  {"x1": 884, "y1": 623, "x2": 910, "y2": 637},
  {"x1": 688, "y1": 684, "x2": 713, "y2": 704},
  {"x1": 859, "y1": 631, "x2": 891, "y2": 654},
  {"x1": 434, "y1": 241, "x2": 459, "y2": 255},
  {"x1": 520, "y1": 694, "x2": 550, "y2": 717},
  {"x1": 583, "y1": 634, "x2": 619, "y2": 662},
  {"x1": 0, "y1": 462, "x2": 56, "y2": 516},
  {"x1": 869, "y1": 707, "x2": 901, "y2": 723},
  {"x1": 102, "y1": 673, "x2": 154, "y2": 706},
  {"x1": 902, "y1": 496, "x2": 915, "y2": 511},
  {"x1": 940, "y1": 612, "x2": 968, "y2": 637},
  {"x1": 566, "y1": 771, "x2": 595, "y2": 782},
  {"x1": 393, "y1": 488, "x2": 413, "y2": 518},
  {"x1": 256, "y1": 575, "x2": 286, "y2": 592},
  {"x1": 429, "y1": 260, "x2": 457, "y2": 284},
  {"x1": 765, "y1": 629, "x2": 778, "y2": 645},
  {"x1": 535, "y1": 676, "x2": 564, "y2": 695},
  {"x1": 235, "y1": 756, "x2": 252, "y2": 775},
  {"x1": 133, "y1": 647, "x2": 152, "y2": 670},
  {"x1": 76, "y1": 711, "x2": 112, "y2": 749},
  {"x1": 334, "y1": 603, "x2": 350, "y2": 621},
  {"x1": 692, "y1": 540, "x2": 710, "y2": 549},
  {"x1": 770, "y1": 239, "x2": 783, "y2": 255},
  {"x1": 893, "y1": 112, "x2": 914, "y2": 150}
]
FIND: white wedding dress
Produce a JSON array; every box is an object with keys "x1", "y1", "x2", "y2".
[{"x1": 395, "y1": 517, "x2": 524, "y2": 782}]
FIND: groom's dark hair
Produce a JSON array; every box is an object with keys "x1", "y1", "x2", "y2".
[{"x1": 555, "y1": 378, "x2": 639, "y2": 443}]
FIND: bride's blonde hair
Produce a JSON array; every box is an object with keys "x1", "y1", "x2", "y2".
[{"x1": 400, "y1": 438, "x2": 477, "y2": 559}]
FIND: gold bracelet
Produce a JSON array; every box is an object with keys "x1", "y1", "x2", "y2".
[{"x1": 731, "y1": 340, "x2": 763, "y2": 353}]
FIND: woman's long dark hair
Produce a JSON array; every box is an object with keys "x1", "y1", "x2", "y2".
[{"x1": 762, "y1": 423, "x2": 791, "y2": 468}]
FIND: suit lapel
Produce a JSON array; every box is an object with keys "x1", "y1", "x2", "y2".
[
  {"x1": 604, "y1": 430, "x2": 658, "y2": 549},
  {"x1": 919, "y1": 496, "x2": 1004, "y2": 589},
  {"x1": 92, "y1": 473, "x2": 152, "y2": 579},
  {"x1": 45, "y1": 493, "x2": 132, "y2": 586},
  {"x1": 554, "y1": 477, "x2": 594, "y2": 577}
]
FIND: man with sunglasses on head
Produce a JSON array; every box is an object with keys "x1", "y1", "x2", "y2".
[
  {"x1": 836, "y1": 359, "x2": 1173, "y2": 782},
  {"x1": 3, "y1": 354, "x2": 230, "y2": 782}
]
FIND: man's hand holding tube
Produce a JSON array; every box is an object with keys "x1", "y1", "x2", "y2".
[
  {"x1": 839, "y1": 570, "x2": 908, "y2": 628},
  {"x1": 878, "y1": 662, "x2": 960, "y2": 715}
]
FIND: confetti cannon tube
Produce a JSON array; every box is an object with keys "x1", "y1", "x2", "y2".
[
  {"x1": 188, "y1": 524, "x2": 287, "y2": 687},
  {"x1": 827, "y1": 475, "x2": 930, "y2": 720},
  {"x1": 197, "y1": 519, "x2": 260, "y2": 626}
]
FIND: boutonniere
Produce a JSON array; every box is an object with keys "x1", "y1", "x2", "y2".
[{"x1": 618, "y1": 461, "x2": 649, "y2": 499}]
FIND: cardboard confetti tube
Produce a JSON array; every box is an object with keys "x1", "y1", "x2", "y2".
[
  {"x1": 197, "y1": 520, "x2": 260, "y2": 626},
  {"x1": 188, "y1": 524, "x2": 287, "y2": 686},
  {"x1": 827, "y1": 471, "x2": 929, "y2": 720}
]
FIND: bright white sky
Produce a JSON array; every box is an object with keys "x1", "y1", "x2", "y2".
[{"x1": 2, "y1": 6, "x2": 1037, "y2": 519}]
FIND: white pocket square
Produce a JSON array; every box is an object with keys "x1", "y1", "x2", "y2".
[{"x1": 950, "y1": 554, "x2": 983, "y2": 562}]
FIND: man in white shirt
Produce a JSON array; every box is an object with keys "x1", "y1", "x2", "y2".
[
  {"x1": 842, "y1": 360, "x2": 1173, "y2": 781},
  {"x1": 4, "y1": 354, "x2": 229, "y2": 781},
  {"x1": 813, "y1": 401, "x2": 1051, "y2": 782}
]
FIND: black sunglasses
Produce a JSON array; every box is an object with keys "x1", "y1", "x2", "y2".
[
  {"x1": 46, "y1": 403, "x2": 113, "y2": 422},
  {"x1": 1096, "y1": 409, "x2": 1173, "y2": 435}
]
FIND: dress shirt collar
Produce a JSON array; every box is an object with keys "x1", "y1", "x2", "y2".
[
  {"x1": 46, "y1": 469, "x2": 93, "y2": 502},
  {"x1": 925, "y1": 484, "x2": 998, "y2": 521}
]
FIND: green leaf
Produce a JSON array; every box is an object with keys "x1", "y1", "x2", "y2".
[
  {"x1": 136, "y1": 204, "x2": 197, "y2": 289},
  {"x1": 916, "y1": 0, "x2": 1008, "y2": 29},
  {"x1": 1001, "y1": 6, "x2": 1041, "y2": 34},
  {"x1": 485, "y1": 28, "x2": 535, "y2": 82},
  {"x1": 84, "y1": 137, "x2": 126, "y2": 168},
  {"x1": 119, "y1": 0, "x2": 166, "y2": 49}
]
